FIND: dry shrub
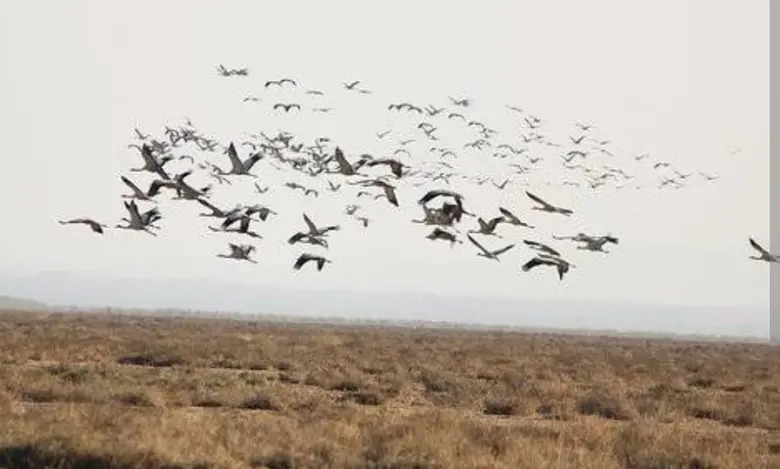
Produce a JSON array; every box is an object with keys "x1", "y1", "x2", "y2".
[
  {"x1": 345, "y1": 391, "x2": 384, "y2": 406},
  {"x1": 577, "y1": 388, "x2": 636, "y2": 421},
  {"x1": 238, "y1": 393, "x2": 280, "y2": 411},
  {"x1": 330, "y1": 378, "x2": 362, "y2": 393},
  {"x1": 117, "y1": 353, "x2": 185, "y2": 368},
  {"x1": 483, "y1": 397, "x2": 520, "y2": 416},
  {"x1": 613, "y1": 424, "x2": 719, "y2": 469}
]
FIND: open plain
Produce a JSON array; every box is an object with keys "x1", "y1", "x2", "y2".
[{"x1": 0, "y1": 311, "x2": 776, "y2": 469}]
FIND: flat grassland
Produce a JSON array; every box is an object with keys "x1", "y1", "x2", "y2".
[{"x1": 0, "y1": 312, "x2": 776, "y2": 469}]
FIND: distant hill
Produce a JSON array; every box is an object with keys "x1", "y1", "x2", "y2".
[
  {"x1": 0, "y1": 295, "x2": 49, "y2": 311},
  {"x1": 0, "y1": 271, "x2": 768, "y2": 340}
]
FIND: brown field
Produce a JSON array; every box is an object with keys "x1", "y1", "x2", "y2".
[{"x1": 0, "y1": 311, "x2": 777, "y2": 469}]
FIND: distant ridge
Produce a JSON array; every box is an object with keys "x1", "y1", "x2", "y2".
[
  {"x1": 0, "y1": 270, "x2": 768, "y2": 341},
  {"x1": 7, "y1": 303, "x2": 768, "y2": 345},
  {"x1": 0, "y1": 295, "x2": 49, "y2": 311}
]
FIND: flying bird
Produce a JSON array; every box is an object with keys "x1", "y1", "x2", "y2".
[
  {"x1": 57, "y1": 218, "x2": 107, "y2": 234},
  {"x1": 265, "y1": 78, "x2": 297, "y2": 88},
  {"x1": 466, "y1": 234, "x2": 515, "y2": 261},
  {"x1": 426, "y1": 227, "x2": 461, "y2": 246},
  {"x1": 525, "y1": 191, "x2": 573, "y2": 216},
  {"x1": 498, "y1": 207, "x2": 534, "y2": 229},
  {"x1": 554, "y1": 234, "x2": 619, "y2": 253},
  {"x1": 273, "y1": 103, "x2": 301, "y2": 113},
  {"x1": 217, "y1": 243, "x2": 257, "y2": 263},
  {"x1": 748, "y1": 238, "x2": 780, "y2": 263},
  {"x1": 120, "y1": 176, "x2": 155, "y2": 202},
  {"x1": 115, "y1": 200, "x2": 159, "y2": 236},
  {"x1": 521, "y1": 254, "x2": 575, "y2": 280},
  {"x1": 294, "y1": 253, "x2": 331, "y2": 271}
]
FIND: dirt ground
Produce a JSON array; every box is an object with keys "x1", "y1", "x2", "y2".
[{"x1": 0, "y1": 311, "x2": 776, "y2": 469}]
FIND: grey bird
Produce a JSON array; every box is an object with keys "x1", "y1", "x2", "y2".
[
  {"x1": 748, "y1": 237, "x2": 780, "y2": 263},
  {"x1": 466, "y1": 234, "x2": 515, "y2": 262}
]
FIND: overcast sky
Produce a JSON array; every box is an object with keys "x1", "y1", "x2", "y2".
[{"x1": 0, "y1": 1, "x2": 769, "y2": 321}]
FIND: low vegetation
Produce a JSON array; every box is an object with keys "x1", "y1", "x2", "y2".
[{"x1": 0, "y1": 311, "x2": 776, "y2": 468}]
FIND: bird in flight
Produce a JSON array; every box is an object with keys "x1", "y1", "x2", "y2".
[
  {"x1": 58, "y1": 218, "x2": 107, "y2": 234},
  {"x1": 273, "y1": 103, "x2": 301, "y2": 113},
  {"x1": 265, "y1": 78, "x2": 297, "y2": 88},
  {"x1": 522, "y1": 254, "x2": 575, "y2": 281},
  {"x1": 525, "y1": 191, "x2": 573, "y2": 216},
  {"x1": 294, "y1": 253, "x2": 331, "y2": 271},
  {"x1": 217, "y1": 243, "x2": 258, "y2": 264},
  {"x1": 466, "y1": 234, "x2": 515, "y2": 261},
  {"x1": 748, "y1": 238, "x2": 779, "y2": 263},
  {"x1": 449, "y1": 96, "x2": 470, "y2": 107}
]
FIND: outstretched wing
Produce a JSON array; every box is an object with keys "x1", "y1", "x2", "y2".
[
  {"x1": 302, "y1": 213, "x2": 318, "y2": 234},
  {"x1": 333, "y1": 147, "x2": 352, "y2": 172},
  {"x1": 467, "y1": 234, "x2": 491, "y2": 257},
  {"x1": 525, "y1": 191, "x2": 552, "y2": 209},
  {"x1": 522, "y1": 256, "x2": 550, "y2": 272},
  {"x1": 225, "y1": 142, "x2": 244, "y2": 173},
  {"x1": 196, "y1": 197, "x2": 220, "y2": 214},
  {"x1": 523, "y1": 240, "x2": 560, "y2": 257},
  {"x1": 498, "y1": 207, "x2": 516, "y2": 221},
  {"x1": 293, "y1": 253, "x2": 311, "y2": 270},
  {"x1": 492, "y1": 244, "x2": 515, "y2": 257},
  {"x1": 120, "y1": 176, "x2": 144, "y2": 196},
  {"x1": 749, "y1": 237, "x2": 771, "y2": 257},
  {"x1": 384, "y1": 186, "x2": 399, "y2": 206}
]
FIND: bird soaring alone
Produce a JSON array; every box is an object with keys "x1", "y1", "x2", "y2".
[{"x1": 748, "y1": 238, "x2": 780, "y2": 263}]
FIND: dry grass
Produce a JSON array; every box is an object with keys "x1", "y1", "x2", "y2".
[{"x1": 0, "y1": 311, "x2": 776, "y2": 469}]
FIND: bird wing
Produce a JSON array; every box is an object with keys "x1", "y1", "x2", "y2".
[
  {"x1": 196, "y1": 197, "x2": 220, "y2": 214},
  {"x1": 151, "y1": 160, "x2": 170, "y2": 181},
  {"x1": 225, "y1": 142, "x2": 243, "y2": 173},
  {"x1": 487, "y1": 217, "x2": 504, "y2": 230},
  {"x1": 418, "y1": 190, "x2": 438, "y2": 205},
  {"x1": 333, "y1": 147, "x2": 352, "y2": 172},
  {"x1": 140, "y1": 144, "x2": 156, "y2": 165},
  {"x1": 140, "y1": 207, "x2": 160, "y2": 225},
  {"x1": 146, "y1": 179, "x2": 167, "y2": 197},
  {"x1": 120, "y1": 176, "x2": 144, "y2": 196},
  {"x1": 243, "y1": 152, "x2": 263, "y2": 171},
  {"x1": 383, "y1": 186, "x2": 398, "y2": 206},
  {"x1": 523, "y1": 240, "x2": 560, "y2": 257},
  {"x1": 491, "y1": 244, "x2": 515, "y2": 257},
  {"x1": 522, "y1": 256, "x2": 548, "y2": 272},
  {"x1": 293, "y1": 254, "x2": 311, "y2": 270},
  {"x1": 525, "y1": 191, "x2": 552, "y2": 209},
  {"x1": 467, "y1": 234, "x2": 491, "y2": 256},
  {"x1": 749, "y1": 238, "x2": 771, "y2": 257},
  {"x1": 125, "y1": 200, "x2": 143, "y2": 225},
  {"x1": 498, "y1": 207, "x2": 518, "y2": 222},
  {"x1": 302, "y1": 213, "x2": 318, "y2": 234}
]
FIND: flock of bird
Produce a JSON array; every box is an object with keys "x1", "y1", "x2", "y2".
[{"x1": 57, "y1": 64, "x2": 777, "y2": 282}]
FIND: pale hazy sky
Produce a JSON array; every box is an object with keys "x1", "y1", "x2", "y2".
[{"x1": 0, "y1": 1, "x2": 770, "y2": 317}]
